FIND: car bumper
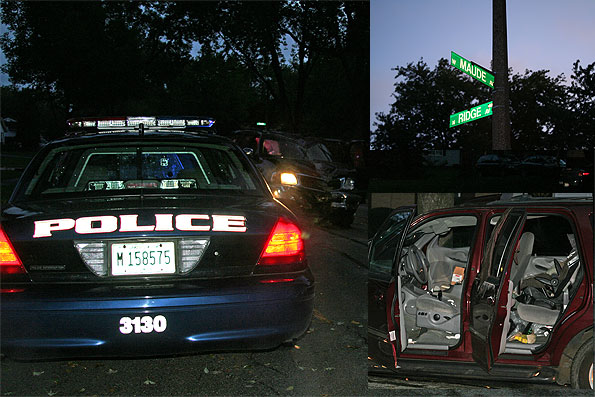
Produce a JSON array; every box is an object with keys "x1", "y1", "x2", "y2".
[
  {"x1": 559, "y1": 177, "x2": 582, "y2": 187},
  {"x1": 271, "y1": 185, "x2": 359, "y2": 216},
  {"x1": 330, "y1": 191, "x2": 360, "y2": 212},
  {"x1": 1, "y1": 272, "x2": 314, "y2": 360}
]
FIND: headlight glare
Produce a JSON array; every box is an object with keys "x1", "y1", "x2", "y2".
[
  {"x1": 340, "y1": 177, "x2": 355, "y2": 191},
  {"x1": 280, "y1": 172, "x2": 298, "y2": 185}
]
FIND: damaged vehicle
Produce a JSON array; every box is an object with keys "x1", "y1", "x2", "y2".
[
  {"x1": 0, "y1": 116, "x2": 314, "y2": 360},
  {"x1": 369, "y1": 196, "x2": 593, "y2": 389},
  {"x1": 232, "y1": 130, "x2": 359, "y2": 227},
  {"x1": 303, "y1": 138, "x2": 362, "y2": 226}
]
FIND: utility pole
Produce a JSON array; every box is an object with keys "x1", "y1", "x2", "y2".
[{"x1": 492, "y1": 0, "x2": 511, "y2": 149}]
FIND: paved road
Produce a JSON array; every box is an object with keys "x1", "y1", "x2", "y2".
[
  {"x1": 0, "y1": 205, "x2": 369, "y2": 396},
  {"x1": 368, "y1": 373, "x2": 592, "y2": 396}
]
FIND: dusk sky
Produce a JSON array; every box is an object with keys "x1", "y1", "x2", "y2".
[{"x1": 370, "y1": 0, "x2": 595, "y2": 131}]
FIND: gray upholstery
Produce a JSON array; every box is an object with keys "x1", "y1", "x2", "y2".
[
  {"x1": 522, "y1": 256, "x2": 565, "y2": 280},
  {"x1": 510, "y1": 232, "x2": 534, "y2": 287},
  {"x1": 415, "y1": 294, "x2": 460, "y2": 334},
  {"x1": 426, "y1": 236, "x2": 469, "y2": 292},
  {"x1": 516, "y1": 302, "x2": 559, "y2": 325},
  {"x1": 416, "y1": 294, "x2": 457, "y2": 316},
  {"x1": 429, "y1": 264, "x2": 453, "y2": 292}
]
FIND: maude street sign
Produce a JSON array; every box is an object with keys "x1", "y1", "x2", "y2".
[{"x1": 451, "y1": 51, "x2": 494, "y2": 88}]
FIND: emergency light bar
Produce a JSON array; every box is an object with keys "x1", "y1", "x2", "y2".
[{"x1": 67, "y1": 116, "x2": 216, "y2": 130}]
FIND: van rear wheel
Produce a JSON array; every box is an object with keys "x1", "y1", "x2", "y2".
[{"x1": 571, "y1": 339, "x2": 593, "y2": 389}]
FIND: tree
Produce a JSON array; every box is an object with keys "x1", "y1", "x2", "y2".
[
  {"x1": 159, "y1": 1, "x2": 368, "y2": 135},
  {"x1": 0, "y1": 2, "x2": 159, "y2": 116},
  {"x1": 1, "y1": 1, "x2": 369, "y2": 140},
  {"x1": 509, "y1": 69, "x2": 569, "y2": 150},
  {"x1": 372, "y1": 57, "x2": 590, "y2": 152},
  {"x1": 372, "y1": 58, "x2": 491, "y2": 152},
  {"x1": 567, "y1": 60, "x2": 595, "y2": 149}
]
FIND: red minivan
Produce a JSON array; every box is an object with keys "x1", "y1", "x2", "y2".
[{"x1": 368, "y1": 196, "x2": 593, "y2": 389}]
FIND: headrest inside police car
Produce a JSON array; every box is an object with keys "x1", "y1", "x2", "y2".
[{"x1": 66, "y1": 116, "x2": 216, "y2": 130}]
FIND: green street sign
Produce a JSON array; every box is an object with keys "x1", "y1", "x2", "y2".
[
  {"x1": 451, "y1": 51, "x2": 494, "y2": 88},
  {"x1": 450, "y1": 101, "x2": 493, "y2": 128}
]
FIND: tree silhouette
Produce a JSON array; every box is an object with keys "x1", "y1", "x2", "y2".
[
  {"x1": 372, "y1": 57, "x2": 594, "y2": 151},
  {"x1": 1, "y1": 1, "x2": 369, "y2": 143}
]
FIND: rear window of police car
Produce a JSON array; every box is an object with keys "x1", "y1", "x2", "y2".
[{"x1": 15, "y1": 142, "x2": 263, "y2": 199}]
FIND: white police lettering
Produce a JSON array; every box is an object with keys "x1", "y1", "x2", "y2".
[
  {"x1": 32, "y1": 214, "x2": 247, "y2": 237},
  {"x1": 175, "y1": 214, "x2": 210, "y2": 231},
  {"x1": 119, "y1": 215, "x2": 156, "y2": 232},
  {"x1": 154, "y1": 214, "x2": 174, "y2": 231},
  {"x1": 212, "y1": 215, "x2": 247, "y2": 232},
  {"x1": 33, "y1": 218, "x2": 76, "y2": 238},
  {"x1": 75, "y1": 216, "x2": 118, "y2": 234}
]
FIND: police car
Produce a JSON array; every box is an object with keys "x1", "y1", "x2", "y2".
[{"x1": 0, "y1": 116, "x2": 314, "y2": 359}]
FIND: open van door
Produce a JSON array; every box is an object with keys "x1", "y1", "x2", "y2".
[
  {"x1": 469, "y1": 208, "x2": 526, "y2": 371},
  {"x1": 370, "y1": 207, "x2": 416, "y2": 367}
]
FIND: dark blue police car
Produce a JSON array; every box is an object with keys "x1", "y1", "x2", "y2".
[{"x1": 0, "y1": 116, "x2": 314, "y2": 359}]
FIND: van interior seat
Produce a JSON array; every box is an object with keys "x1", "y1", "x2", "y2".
[
  {"x1": 516, "y1": 302, "x2": 559, "y2": 325},
  {"x1": 510, "y1": 231, "x2": 534, "y2": 287},
  {"x1": 425, "y1": 236, "x2": 469, "y2": 292}
]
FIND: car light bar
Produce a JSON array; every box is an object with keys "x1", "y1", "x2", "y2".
[{"x1": 67, "y1": 116, "x2": 216, "y2": 130}]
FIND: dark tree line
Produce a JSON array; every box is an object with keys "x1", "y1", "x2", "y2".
[
  {"x1": 372, "y1": 58, "x2": 595, "y2": 152},
  {"x1": 1, "y1": 1, "x2": 369, "y2": 146}
]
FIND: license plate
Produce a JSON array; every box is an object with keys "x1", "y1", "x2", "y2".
[{"x1": 111, "y1": 242, "x2": 176, "y2": 275}]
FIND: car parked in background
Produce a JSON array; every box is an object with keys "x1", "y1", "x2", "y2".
[
  {"x1": 559, "y1": 165, "x2": 593, "y2": 190},
  {"x1": 369, "y1": 195, "x2": 593, "y2": 389},
  {"x1": 231, "y1": 130, "x2": 359, "y2": 227},
  {"x1": 520, "y1": 154, "x2": 566, "y2": 177},
  {"x1": 559, "y1": 152, "x2": 593, "y2": 191},
  {"x1": 474, "y1": 153, "x2": 520, "y2": 177},
  {"x1": 1, "y1": 116, "x2": 314, "y2": 359}
]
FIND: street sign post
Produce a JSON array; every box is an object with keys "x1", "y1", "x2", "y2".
[
  {"x1": 451, "y1": 52, "x2": 494, "y2": 88},
  {"x1": 449, "y1": 101, "x2": 493, "y2": 128}
]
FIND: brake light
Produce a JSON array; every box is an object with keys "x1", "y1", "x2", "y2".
[
  {"x1": 0, "y1": 228, "x2": 26, "y2": 274},
  {"x1": 579, "y1": 172, "x2": 590, "y2": 176},
  {"x1": 259, "y1": 278, "x2": 295, "y2": 283},
  {"x1": 258, "y1": 219, "x2": 304, "y2": 266}
]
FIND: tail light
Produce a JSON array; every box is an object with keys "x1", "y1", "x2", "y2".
[
  {"x1": 579, "y1": 172, "x2": 590, "y2": 176},
  {"x1": 0, "y1": 228, "x2": 26, "y2": 275},
  {"x1": 257, "y1": 218, "x2": 305, "y2": 267}
]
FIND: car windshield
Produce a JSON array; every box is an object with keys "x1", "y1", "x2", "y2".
[
  {"x1": 306, "y1": 143, "x2": 333, "y2": 162},
  {"x1": 13, "y1": 141, "x2": 263, "y2": 200},
  {"x1": 261, "y1": 137, "x2": 307, "y2": 160}
]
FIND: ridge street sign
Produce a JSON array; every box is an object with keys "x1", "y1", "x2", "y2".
[
  {"x1": 450, "y1": 101, "x2": 493, "y2": 128},
  {"x1": 451, "y1": 51, "x2": 494, "y2": 88}
]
